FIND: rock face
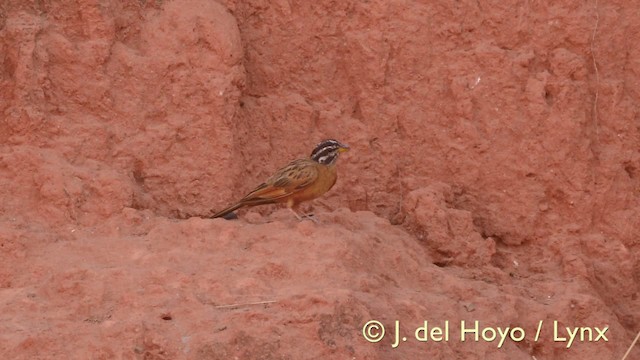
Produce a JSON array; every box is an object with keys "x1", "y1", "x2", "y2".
[{"x1": 1, "y1": 0, "x2": 638, "y2": 359}]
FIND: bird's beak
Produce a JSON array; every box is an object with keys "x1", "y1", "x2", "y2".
[{"x1": 338, "y1": 143, "x2": 350, "y2": 153}]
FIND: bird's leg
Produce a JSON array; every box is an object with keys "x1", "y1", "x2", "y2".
[
  {"x1": 288, "y1": 207, "x2": 303, "y2": 220},
  {"x1": 288, "y1": 207, "x2": 318, "y2": 223}
]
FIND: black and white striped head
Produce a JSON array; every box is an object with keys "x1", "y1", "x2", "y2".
[{"x1": 310, "y1": 139, "x2": 350, "y2": 165}]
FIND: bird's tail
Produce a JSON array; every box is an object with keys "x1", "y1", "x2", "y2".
[{"x1": 210, "y1": 202, "x2": 244, "y2": 219}]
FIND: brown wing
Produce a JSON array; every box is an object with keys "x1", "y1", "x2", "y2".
[{"x1": 239, "y1": 159, "x2": 318, "y2": 205}]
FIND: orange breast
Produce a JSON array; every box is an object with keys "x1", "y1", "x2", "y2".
[{"x1": 286, "y1": 163, "x2": 337, "y2": 207}]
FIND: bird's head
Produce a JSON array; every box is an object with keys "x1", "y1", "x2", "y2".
[{"x1": 310, "y1": 139, "x2": 350, "y2": 165}]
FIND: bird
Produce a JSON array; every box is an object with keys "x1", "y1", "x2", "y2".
[{"x1": 210, "y1": 139, "x2": 350, "y2": 220}]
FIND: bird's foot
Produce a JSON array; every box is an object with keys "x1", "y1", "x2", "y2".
[
  {"x1": 289, "y1": 208, "x2": 319, "y2": 223},
  {"x1": 301, "y1": 213, "x2": 319, "y2": 224}
]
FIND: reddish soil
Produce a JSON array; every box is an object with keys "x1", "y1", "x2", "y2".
[{"x1": 1, "y1": 0, "x2": 639, "y2": 359}]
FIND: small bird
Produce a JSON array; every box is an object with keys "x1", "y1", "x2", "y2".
[{"x1": 210, "y1": 139, "x2": 350, "y2": 220}]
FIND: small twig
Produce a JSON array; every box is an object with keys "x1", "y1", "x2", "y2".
[
  {"x1": 588, "y1": 0, "x2": 601, "y2": 228},
  {"x1": 621, "y1": 329, "x2": 640, "y2": 360},
  {"x1": 214, "y1": 300, "x2": 277, "y2": 309},
  {"x1": 590, "y1": 0, "x2": 600, "y2": 136}
]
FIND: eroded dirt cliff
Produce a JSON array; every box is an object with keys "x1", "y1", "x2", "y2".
[{"x1": 1, "y1": 0, "x2": 639, "y2": 359}]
